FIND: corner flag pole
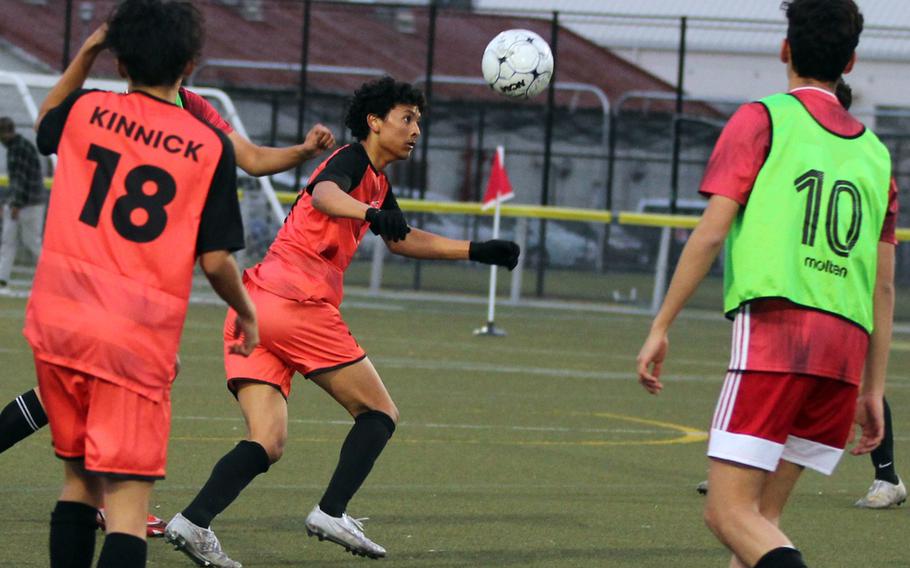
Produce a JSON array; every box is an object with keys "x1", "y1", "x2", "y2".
[{"x1": 475, "y1": 145, "x2": 513, "y2": 337}]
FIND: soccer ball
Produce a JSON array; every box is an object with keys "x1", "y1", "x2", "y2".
[{"x1": 481, "y1": 29, "x2": 553, "y2": 99}]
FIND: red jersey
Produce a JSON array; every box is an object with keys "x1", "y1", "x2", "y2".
[
  {"x1": 179, "y1": 88, "x2": 234, "y2": 135},
  {"x1": 701, "y1": 87, "x2": 900, "y2": 384},
  {"x1": 28, "y1": 89, "x2": 244, "y2": 401},
  {"x1": 246, "y1": 143, "x2": 399, "y2": 307}
]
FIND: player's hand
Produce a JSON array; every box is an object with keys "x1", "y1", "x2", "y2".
[
  {"x1": 82, "y1": 23, "x2": 108, "y2": 54},
  {"x1": 637, "y1": 330, "x2": 668, "y2": 395},
  {"x1": 9, "y1": 206, "x2": 19, "y2": 221},
  {"x1": 365, "y1": 207, "x2": 410, "y2": 241},
  {"x1": 850, "y1": 393, "x2": 884, "y2": 455},
  {"x1": 229, "y1": 312, "x2": 259, "y2": 357},
  {"x1": 301, "y1": 123, "x2": 335, "y2": 158},
  {"x1": 469, "y1": 240, "x2": 520, "y2": 270}
]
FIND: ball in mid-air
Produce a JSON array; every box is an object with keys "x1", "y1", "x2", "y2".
[{"x1": 482, "y1": 29, "x2": 553, "y2": 99}]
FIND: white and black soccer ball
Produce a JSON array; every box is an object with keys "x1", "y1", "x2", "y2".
[{"x1": 481, "y1": 29, "x2": 554, "y2": 99}]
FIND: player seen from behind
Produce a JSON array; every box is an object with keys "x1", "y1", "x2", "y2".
[
  {"x1": 636, "y1": 1, "x2": 897, "y2": 567},
  {"x1": 0, "y1": 21, "x2": 335, "y2": 537},
  {"x1": 30, "y1": 1, "x2": 259, "y2": 566}
]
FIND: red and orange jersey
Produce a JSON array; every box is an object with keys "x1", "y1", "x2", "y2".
[
  {"x1": 247, "y1": 143, "x2": 399, "y2": 306},
  {"x1": 179, "y1": 87, "x2": 234, "y2": 135},
  {"x1": 26, "y1": 89, "x2": 244, "y2": 400}
]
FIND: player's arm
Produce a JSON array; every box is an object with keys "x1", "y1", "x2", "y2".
[
  {"x1": 196, "y1": 130, "x2": 258, "y2": 355},
  {"x1": 199, "y1": 251, "x2": 258, "y2": 356},
  {"x1": 228, "y1": 124, "x2": 334, "y2": 177},
  {"x1": 311, "y1": 180, "x2": 372, "y2": 220},
  {"x1": 385, "y1": 229, "x2": 519, "y2": 269},
  {"x1": 851, "y1": 241, "x2": 896, "y2": 455},
  {"x1": 35, "y1": 24, "x2": 107, "y2": 129},
  {"x1": 637, "y1": 194, "x2": 740, "y2": 394}
]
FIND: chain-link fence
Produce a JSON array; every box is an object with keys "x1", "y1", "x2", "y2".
[{"x1": 2, "y1": 0, "x2": 909, "y2": 309}]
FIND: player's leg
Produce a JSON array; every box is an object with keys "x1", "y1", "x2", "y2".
[
  {"x1": 0, "y1": 386, "x2": 47, "y2": 453},
  {"x1": 704, "y1": 459, "x2": 801, "y2": 567},
  {"x1": 166, "y1": 301, "x2": 287, "y2": 568},
  {"x1": 706, "y1": 371, "x2": 811, "y2": 567},
  {"x1": 38, "y1": 360, "x2": 101, "y2": 568},
  {"x1": 19, "y1": 203, "x2": 44, "y2": 262},
  {"x1": 724, "y1": 459, "x2": 805, "y2": 568},
  {"x1": 178, "y1": 381, "x2": 279, "y2": 529},
  {"x1": 0, "y1": 203, "x2": 18, "y2": 288},
  {"x1": 95, "y1": 478, "x2": 154, "y2": 567},
  {"x1": 165, "y1": 382, "x2": 277, "y2": 568},
  {"x1": 51, "y1": 461, "x2": 102, "y2": 568},
  {"x1": 304, "y1": 357, "x2": 397, "y2": 558},
  {"x1": 856, "y1": 396, "x2": 906, "y2": 508}
]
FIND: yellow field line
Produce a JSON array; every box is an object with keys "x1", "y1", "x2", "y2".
[{"x1": 172, "y1": 412, "x2": 707, "y2": 447}]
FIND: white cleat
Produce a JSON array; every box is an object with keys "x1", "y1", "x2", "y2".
[
  {"x1": 164, "y1": 513, "x2": 242, "y2": 568},
  {"x1": 855, "y1": 478, "x2": 907, "y2": 509},
  {"x1": 304, "y1": 505, "x2": 386, "y2": 559}
]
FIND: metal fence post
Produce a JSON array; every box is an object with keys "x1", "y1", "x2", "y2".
[
  {"x1": 535, "y1": 10, "x2": 559, "y2": 298},
  {"x1": 61, "y1": 0, "x2": 73, "y2": 71},
  {"x1": 294, "y1": 0, "x2": 312, "y2": 191},
  {"x1": 412, "y1": 0, "x2": 438, "y2": 291}
]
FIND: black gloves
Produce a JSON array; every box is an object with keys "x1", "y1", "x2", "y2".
[
  {"x1": 365, "y1": 208, "x2": 410, "y2": 242},
  {"x1": 469, "y1": 239, "x2": 520, "y2": 270}
]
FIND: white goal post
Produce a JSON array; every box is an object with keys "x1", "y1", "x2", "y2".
[{"x1": 0, "y1": 70, "x2": 286, "y2": 226}]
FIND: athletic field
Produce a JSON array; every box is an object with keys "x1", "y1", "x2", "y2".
[{"x1": 2, "y1": 291, "x2": 909, "y2": 567}]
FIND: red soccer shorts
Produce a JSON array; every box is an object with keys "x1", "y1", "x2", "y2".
[
  {"x1": 35, "y1": 358, "x2": 171, "y2": 479},
  {"x1": 223, "y1": 280, "x2": 366, "y2": 398},
  {"x1": 707, "y1": 370, "x2": 858, "y2": 475}
]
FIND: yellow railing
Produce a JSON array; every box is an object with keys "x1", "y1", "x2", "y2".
[{"x1": 10, "y1": 180, "x2": 910, "y2": 240}]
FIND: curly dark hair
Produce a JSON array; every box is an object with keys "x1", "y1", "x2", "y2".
[
  {"x1": 106, "y1": 0, "x2": 204, "y2": 87},
  {"x1": 785, "y1": 0, "x2": 863, "y2": 82},
  {"x1": 344, "y1": 77, "x2": 426, "y2": 140}
]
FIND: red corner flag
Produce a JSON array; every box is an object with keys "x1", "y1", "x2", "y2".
[{"x1": 481, "y1": 146, "x2": 515, "y2": 211}]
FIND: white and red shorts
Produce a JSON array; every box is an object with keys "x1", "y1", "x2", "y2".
[{"x1": 707, "y1": 370, "x2": 858, "y2": 475}]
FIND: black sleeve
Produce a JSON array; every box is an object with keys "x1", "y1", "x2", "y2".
[
  {"x1": 196, "y1": 130, "x2": 244, "y2": 255},
  {"x1": 380, "y1": 187, "x2": 401, "y2": 211},
  {"x1": 36, "y1": 89, "x2": 95, "y2": 155},
  {"x1": 305, "y1": 144, "x2": 369, "y2": 194}
]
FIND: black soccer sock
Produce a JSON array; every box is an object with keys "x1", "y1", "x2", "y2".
[
  {"x1": 754, "y1": 547, "x2": 808, "y2": 568},
  {"x1": 871, "y1": 397, "x2": 899, "y2": 484},
  {"x1": 182, "y1": 440, "x2": 270, "y2": 528},
  {"x1": 96, "y1": 532, "x2": 147, "y2": 568},
  {"x1": 0, "y1": 388, "x2": 48, "y2": 453},
  {"x1": 49, "y1": 501, "x2": 98, "y2": 568},
  {"x1": 319, "y1": 410, "x2": 396, "y2": 517}
]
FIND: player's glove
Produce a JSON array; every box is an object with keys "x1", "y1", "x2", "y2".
[
  {"x1": 365, "y1": 207, "x2": 411, "y2": 242},
  {"x1": 469, "y1": 239, "x2": 520, "y2": 270}
]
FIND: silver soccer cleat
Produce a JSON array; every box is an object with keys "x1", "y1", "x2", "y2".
[
  {"x1": 304, "y1": 505, "x2": 386, "y2": 559},
  {"x1": 164, "y1": 513, "x2": 242, "y2": 568},
  {"x1": 855, "y1": 478, "x2": 907, "y2": 509}
]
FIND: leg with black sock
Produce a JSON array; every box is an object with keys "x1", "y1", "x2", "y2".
[
  {"x1": 754, "y1": 547, "x2": 808, "y2": 568},
  {"x1": 0, "y1": 387, "x2": 48, "y2": 453},
  {"x1": 181, "y1": 440, "x2": 270, "y2": 528},
  {"x1": 872, "y1": 397, "x2": 898, "y2": 484},
  {"x1": 49, "y1": 501, "x2": 98, "y2": 568},
  {"x1": 97, "y1": 533, "x2": 147, "y2": 568},
  {"x1": 318, "y1": 410, "x2": 396, "y2": 517}
]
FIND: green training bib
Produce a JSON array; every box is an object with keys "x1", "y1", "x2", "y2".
[{"x1": 723, "y1": 93, "x2": 891, "y2": 332}]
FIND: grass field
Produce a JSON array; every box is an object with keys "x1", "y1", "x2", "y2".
[{"x1": 2, "y1": 291, "x2": 910, "y2": 567}]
